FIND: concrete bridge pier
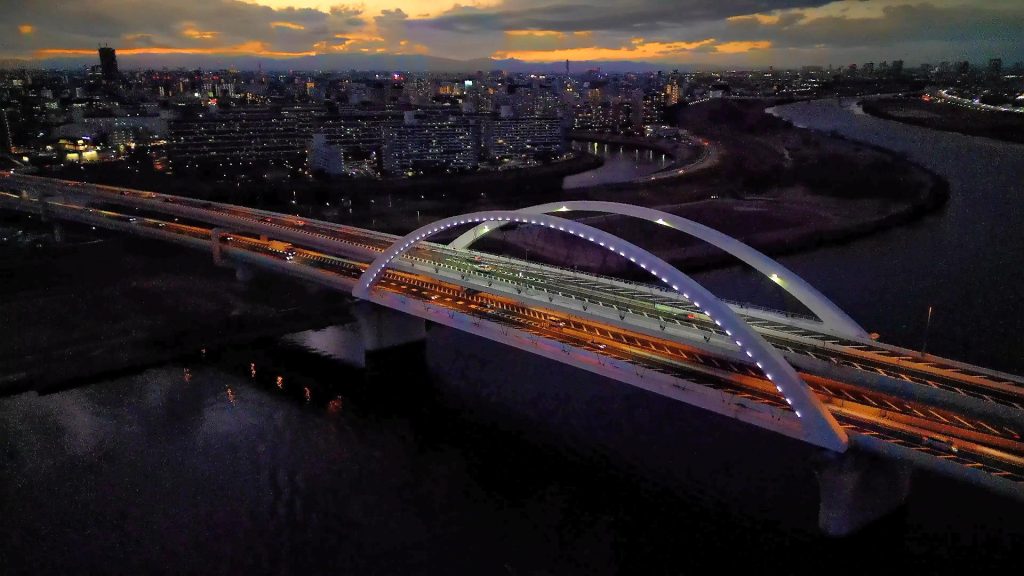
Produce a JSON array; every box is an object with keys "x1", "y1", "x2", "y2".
[
  {"x1": 211, "y1": 228, "x2": 227, "y2": 266},
  {"x1": 815, "y1": 449, "x2": 912, "y2": 537},
  {"x1": 352, "y1": 301, "x2": 427, "y2": 355},
  {"x1": 210, "y1": 228, "x2": 254, "y2": 282}
]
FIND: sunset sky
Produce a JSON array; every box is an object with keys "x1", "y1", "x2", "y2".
[{"x1": 4, "y1": 0, "x2": 1022, "y2": 68}]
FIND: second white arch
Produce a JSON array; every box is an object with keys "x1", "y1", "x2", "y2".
[{"x1": 450, "y1": 201, "x2": 867, "y2": 339}]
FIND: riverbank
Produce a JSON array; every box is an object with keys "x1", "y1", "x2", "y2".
[
  {"x1": 469, "y1": 98, "x2": 948, "y2": 276},
  {"x1": 0, "y1": 233, "x2": 351, "y2": 395},
  {"x1": 48, "y1": 149, "x2": 603, "y2": 221},
  {"x1": 333, "y1": 150, "x2": 603, "y2": 200},
  {"x1": 566, "y1": 131, "x2": 703, "y2": 174},
  {"x1": 860, "y1": 97, "x2": 1024, "y2": 144}
]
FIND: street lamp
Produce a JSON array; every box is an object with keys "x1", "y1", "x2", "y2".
[{"x1": 920, "y1": 305, "x2": 933, "y2": 356}]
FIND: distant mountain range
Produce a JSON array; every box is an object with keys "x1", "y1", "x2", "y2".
[{"x1": 0, "y1": 53, "x2": 692, "y2": 74}]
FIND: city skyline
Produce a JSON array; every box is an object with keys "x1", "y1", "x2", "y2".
[{"x1": 3, "y1": 0, "x2": 1023, "y2": 71}]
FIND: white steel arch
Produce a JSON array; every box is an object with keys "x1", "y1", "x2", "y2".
[
  {"x1": 450, "y1": 201, "x2": 867, "y2": 339},
  {"x1": 355, "y1": 211, "x2": 849, "y2": 452}
]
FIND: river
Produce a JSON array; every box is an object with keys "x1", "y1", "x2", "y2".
[
  {"x1": 699, "y1": 98, "x2": 1024, "y2": 375},
  {"x1": 3, "y1": 101, "x2": 1023, "y2": 574},
  {"x1": 563, "y1": 140, "x2": 670, "y2": 189}
]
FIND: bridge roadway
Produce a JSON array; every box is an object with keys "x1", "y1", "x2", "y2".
[
  {"x1": 22, "y1": 175, "x2": 1021, "y2": 415},
  {"x1": 3, "y1": 174, "x2": 1024, "y2": 500}
]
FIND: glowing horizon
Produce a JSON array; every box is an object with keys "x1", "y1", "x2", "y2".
[{"x1": 5, "y1": 1, "x2": 1023, "y2": 67}]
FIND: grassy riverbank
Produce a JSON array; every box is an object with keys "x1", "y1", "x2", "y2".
[
  {"x1": 459, "y1": 99, "x2": 949, "y2": 276},
  {"x1": 861, "y1": 97, "x2": 1024, "y2": 144},
  {"x1": 0, "y1": 234, "x2": 351, "y2": 395}
]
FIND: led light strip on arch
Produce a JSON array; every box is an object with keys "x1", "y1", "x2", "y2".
[{"x1": 355, "y1": 211, "x2": 849, "y2": 453}]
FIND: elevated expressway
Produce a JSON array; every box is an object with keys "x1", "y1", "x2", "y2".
[{"x1": 3, "y1": 173, "x2": 1024, "y2": 521}]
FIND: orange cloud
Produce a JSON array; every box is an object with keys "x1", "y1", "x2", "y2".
[
  {"x1": 270, "y1": 21, "x2": 305, "y2": 30},
  {"x1": 334, "y1": 32, "x2": 385, "y2": 43},
  {"x1": 36, "y1": 41, "x2": 316, "y2": 59},
  {"x1": 493, "y1": 39, "x2": 716, "y2": 62},
  {"x1": 18, "y1": 24, "x2": 35, "y2": 34},
  {"x1": 182, "y1": 27, "x2": 218, "y2": 40},
  {"x1": 412, "y1": 44, "x2": 429, "y2": 54},
  {"x1": 506, "y1": 30, "x2": 568, "y2": 38},
  {"x1": 714, "y1": 41, "x2": 772, "y2": 53},
  {"x1": 323, "y1": 31, "x2": 390, "y2": 53},
  {"x1": 726, "y1": 13, "x2": 780, "y2": 25}
]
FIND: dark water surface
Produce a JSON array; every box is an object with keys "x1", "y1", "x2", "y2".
[
  {"x1": 699, "y1": 99, "x2": 1024, "y2": 375},
  {"x1": 4, "y1": 326, "x2": 1022, "y2": 575},
  {"x1": 563, "y1": 141, "x2": 670, "y2": 189},
  {"x1": 3, "y1": 101, "x2": 1024, "y2": 574}
]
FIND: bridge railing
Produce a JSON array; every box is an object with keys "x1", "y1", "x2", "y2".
[
  {"x1": 402, "y1": 245, "x2": 823, "y2": 333},
  {"x1": 719, "y1": 298, "x2": 820, "y2": 324}
]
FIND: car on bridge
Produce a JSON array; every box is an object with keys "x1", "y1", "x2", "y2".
[
  {"x1": 266, "y1": 241, "x2": 296, "y2": 261},
  {"x1": 923, "y1": 435, "x2": 959, "y2": 454}
]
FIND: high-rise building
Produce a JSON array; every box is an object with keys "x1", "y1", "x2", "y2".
[
  {"x1": 167, "y1": 106, "x2": 318, "y2": 167},
  {"x1": 483, "y1": 116, "x2": 564, "y2": 159},
  {"x1": 640, "y1": 90, "x2": 666, "y2": 126},
  {"x1": 988, "y1": 58, "x2": 1003, "y2": 80},
  {"x1": 664, "y1": 82, "x2": 681, "y2": 105},
  {"x1": 0, "y1": 108, "x2": 12, "y2": 152},
  {"x1": 98, "y1": 47, "x2": 118, "y2": 81},
  {"x1": 306, "y1": 133, "x2": 346, "y2": 176},
  {"x1": 382, "y1": 113, "x2": 479, "y2": 175}
]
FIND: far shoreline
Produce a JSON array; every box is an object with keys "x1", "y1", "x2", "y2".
[
  {"x1": 471, "y1": 98, "x2": 951, "y2": 277},
  {"x1": 859, "y1": 97, "x2": 1024, "y2": 145}
]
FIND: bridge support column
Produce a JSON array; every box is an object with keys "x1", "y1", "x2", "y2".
[
  {"x1": 352, "y1": 301, "x2": 426, "y2": 354},
  {"x1": 211, "y1": 228, "x2": 226, "y2": 266},
  {"x1": 815, "y1": 449, "x2": 912, "y2": 537}
]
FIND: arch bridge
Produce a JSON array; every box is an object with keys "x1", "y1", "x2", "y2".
[
  {"x1": 4, "y1": 174, "x2": 1024, "y2": 528},
  {"x1": 355, "y1": 209, "x2": 850, "y2": 452}
]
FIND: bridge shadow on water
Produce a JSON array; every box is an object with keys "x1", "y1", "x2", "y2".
[
  {"x1": 417, "y1": 325, "x2": 1021, "y2": 574},
  {"x1": 255, "y1": 320, "x2": 1023, "y2": 574},
  {"x1": 2, "y1": 319, "x2": 1021, "y2": 575}
]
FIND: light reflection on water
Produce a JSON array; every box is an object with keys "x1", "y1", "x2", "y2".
[
  {"x1": 281, "y1": 324, "x2": 366, "y2": 366},
  {"x1": 2, "y1": 321, "x2": 1022, "y2": 574},
  {"x1": 563, "y1": 141, "x2": 668, "y2": 189},
  {"x1": 3, "y1": 103, "x2": 1024, "y2": 573}
]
